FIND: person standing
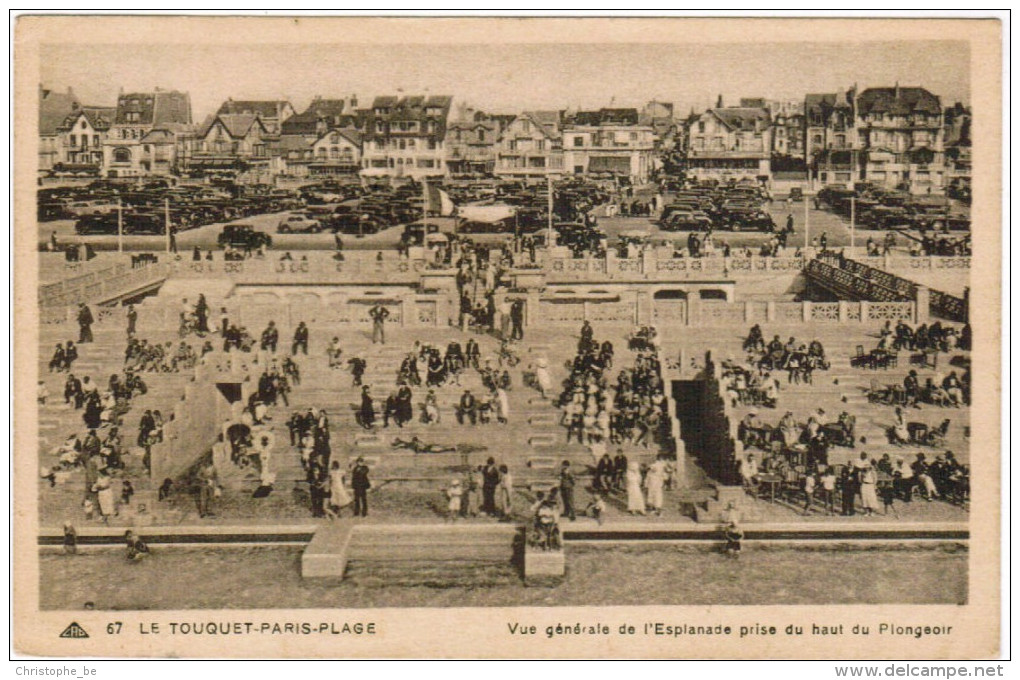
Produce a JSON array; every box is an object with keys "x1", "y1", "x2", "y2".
[
  {"x1": 168, "y1": 223, "x2": 178, "y2": 254},
  {"x1": 77, "y1": 303, "x2": 94, "y2": 344},
  {"x1": 369, "y1": 304, "x2": 390, "y2": 345},
  {"x1": 196, "y1": 461, "x2": 219, "y2": 518},
  {"x1": 559, "y1": 460, "x2": 577, "y2": 521},
  {"x1": 645, "y1": 455, "x2": 667, "y2": 516},
  {"x1": 859, "y1": 462, "x2": 879, "y2": 516},
  {"x1": 126, "y1": 304, "x2": 138, "y2": 337},
  {"x1": 510, "y1": 300, "x2": 524, "y2": 340},
  {"x1": 351, "y1": 457, "x2": 371, "y2": 517},
  {"x1": 195, "y1": 294, "x2": 210, "y2": 334},
  {"x1": 626, "y1": 460, "x2": 646, "y2": 515},
  {"x1": 292, "y1": 321, "x2": 309, "y2": 355},
  {"x1": 481, "y1": 457, "x2": 500, "y2": 516}
]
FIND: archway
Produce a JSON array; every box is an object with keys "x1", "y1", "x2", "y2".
[{"x1": 653, "y1": 289, "x2": 688, "y2": 325}]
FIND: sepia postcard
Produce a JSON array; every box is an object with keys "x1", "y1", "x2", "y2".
[{"x1": 12, "y1": 15, "x2": 1003, "y2": 659}]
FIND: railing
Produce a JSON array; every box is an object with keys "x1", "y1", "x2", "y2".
[
  {"x1": 808, "y1": 256, "x2": 967, "y2": 323},
  {"x1": 166, "y1": 253, "x2": 429, "y2": 284},
  {"x1": 38, "y1": 259, "x2": 169, "y2": 312},
  {"x1": 545, "y1": 255, "x2": 808, "y2": 282}
]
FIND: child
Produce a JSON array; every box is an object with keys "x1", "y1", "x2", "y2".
[
  {"x1": 586, "y1": 492, "x2": 606, "y2": 526},
  {"x1": 445, "y1": 479, "x2": 462, "y2": 522},
  {"x1": 120, "y1": 479, "x2": 134, "y2": 506},
  {"x1": 125, "y1": 531, "x2": 149, "y2": 562},
  {"x1": 82, "y1": 498, "x2": 95, "y2": 521},
  {"x1": 62, "y1": 522, "x2": 77, "y2": 555},
  {"x1": 802, "y1": 473, "x2": 816, "y2": 515},
  {"x1": 880, "y1": 483, "x2": 898, "y2": 517},
  {"x1": 724, "y1": 521, "x2": 744, "y2": 559}
]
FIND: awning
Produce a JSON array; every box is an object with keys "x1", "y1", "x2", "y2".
[
  {"x1": 457, "y1": 203, "x2": 516, "y2": 223},
  {"x1": 588, "y1": 156, "x2": 632, "y2": 174}
]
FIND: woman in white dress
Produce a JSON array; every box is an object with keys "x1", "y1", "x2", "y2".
[
  {"x1": 626, "y1": 461, "x2": 646, "y2": 515},
  {"x1": 495, "y1": 388, "x2": 510, "y2": 424},
  {"x1": 327, "y1": 460, "x2": 351, "y2": 519},
  {"x1": 859, "y1": 464, "x2": 879, "y2": 516},
  {"x1": 93, "y1": 475, "x2": 116, "y2": 522},
  {"x1": 534, "y1": 357, "x2": 552, "y2": 399},
  {"x1": 644, "y1": 456, "x2": 666, "y2": 515},
  {"x1": 891, "y1": 407, "x2": 910, "y2": 445}
]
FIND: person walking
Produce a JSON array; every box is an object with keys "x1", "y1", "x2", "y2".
[
  {"x1": 351, "y1": 457, "x2": 371, "y2": 517},
  {"x1": 77, "y1": 303, "x2": 94, "y2": 344}
]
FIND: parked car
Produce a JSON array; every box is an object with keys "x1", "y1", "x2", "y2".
[
  {"x1": 277, "y1": 212, "x2": 323, "y2": 234},
  {"x1": 218, "y1": 223, "x2": 272, "y2": 250}
]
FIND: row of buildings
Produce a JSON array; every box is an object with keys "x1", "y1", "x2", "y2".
[{"x1": 38, "y1": 84, "x2": 971, "y2": 194}]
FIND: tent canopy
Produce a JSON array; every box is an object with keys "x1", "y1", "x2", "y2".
[{"x1": 456, "y1": 203, "x2": 516, "y2": 224}]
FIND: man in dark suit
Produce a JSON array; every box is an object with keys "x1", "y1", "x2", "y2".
[
  {"x1": 291, "y1": 321, "x2": 309, "y2": 355},
  {"x1": 559, "y1": 460, "x2": 577, "y2": 521},
  {"x1": 510, "y1": 300, "x2": 525, "y2": 340},
  {"x1": 260, "y1": 321, "x2": 279, "y2": 353},
  {"x1": 369, "y1": 305, "x2": 390, "y2": 345},
  {"x1": 351, "y1": 457, "x2": 371, "y2": 517},
  {"x1": 456, "y1": 389, "x2": 477, "y2": 425},
  {"x1": 481, "y1": 457, "x2": 500, "y2": 515}
]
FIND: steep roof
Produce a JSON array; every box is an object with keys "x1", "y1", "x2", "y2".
[
  {"x1": 114, "y1": 90, "x2": 192, "y2": 126},
  {"x1": 857, "y1": 87, "x2": 941, "y2": 116},
  {"x1": 363, "y1": 94, "x2": 453, "y2": 142},
  {"x1": 216, "y1": 99, "x2": 290, "y2": 119},
  {"x1": 198, "y1": 113, "x2": 266, "y2": 139},
  {"x1": 280, "y1": 98, "x2": 351, "y2": 135},
  {"x1": 58, "y1": 106, "x2": 116, "y2": 132},
  {"x1": 709, "y1": 107, "x2": 771, "y2": 131},
  {"x1": 522, "y1": 110, "x2": 562, "y2": 140},
  {"x1": 39, "y1": 86, "x2": 80, "y2": 136},
  {"x1": 139, "y1": 128, "x2": 175, "y2": 144},
  {"x1": 316, "y1": 127, "x2": 363, "y2": 147}
]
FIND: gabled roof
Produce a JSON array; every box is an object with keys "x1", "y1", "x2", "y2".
[
  {"x1": 58, "y1": 106, "x2": 116, "y2": 132},
  {"x1": 315, "y1": 127, "x2": 363, "y2": 147},
  {"x1": 199, "y1": 113, "x2": 267, "y2": 139},
  {"x1": 281, "y1": 99, "x2": 352, "y2": 135},
  {"x1": 278, "y1": 134, "x2": 315, "y2": 153},
  {"x1": 521, "y1": 110, "x2": 562, "y2": 140},
  {"x1": 39, "y1": 86, "x2": 80, "y2": 136},
  {"x1": 857, "y1": 87, "x2": 941, "y2": 116},
  {"x1": 216, "y1": 99, "x2": 291, "y2": 119},
  {"x1": 708, "y1": 107, "x2": 771, "y2": 131}
]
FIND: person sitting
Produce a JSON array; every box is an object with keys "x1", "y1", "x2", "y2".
[
  {"x1": 943, "y1": 371, "x2": 965, "y2": 406},
  {"x1": 739, "y1": 454, "x2": 760, "y2": 495},
  {"x1": 456, "y1": 389, "x2": 478, "y2": 425},
  {"x1": 530, "y1": 493, "x2": 561, "y2": 551},
  {"x1": 125, "y1": 530, "x2": 150, "y2": 561},
  {"x1": 723, "y1": 521, "x2": 744, "y2": 558},
  {"x1": 890, "y1": 407, "x2": 911, "y2": 446},
  {"x1": 48, "y1": 343, "x2": 66, "y2": 372},
  {"x1": 327, "y1": 337, "x2": 343, "y2": 369}
]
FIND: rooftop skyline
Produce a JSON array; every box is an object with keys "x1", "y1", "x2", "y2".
[{"x1": 41, "y1": 41, "x2": 970, "y2": 121}]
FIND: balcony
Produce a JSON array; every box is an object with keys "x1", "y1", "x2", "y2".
[{"x1": 687, "y1": 147, "x2": 768, "y2": 159}]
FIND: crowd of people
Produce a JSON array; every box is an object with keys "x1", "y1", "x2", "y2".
[{"x1": 738, "y1": 447, "x2": 969, "y2": 516}]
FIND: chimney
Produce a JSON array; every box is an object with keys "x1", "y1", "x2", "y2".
[{"x1": 716, "y1": 94, "x2": 724, "y2": 109}]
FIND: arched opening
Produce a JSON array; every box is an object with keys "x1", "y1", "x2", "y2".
[{"x1": 113, "y1": 147, "x2": 131, "y2": 163}]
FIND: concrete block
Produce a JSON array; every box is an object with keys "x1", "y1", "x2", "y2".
[
  {"x1": 528, "y1": 433, "x2": 558, "y2": 448},
  {"x1": 524, "y1": 545, "x2": 565, "y2": 586},
  {"x1": 302, "y1": 521, "x2": 354, "y2": 579}
]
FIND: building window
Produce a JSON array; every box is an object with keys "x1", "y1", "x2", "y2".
[
  {"x1": 573, "y1": 136, "x2": 583, "y2": 147},
  {"x1": 143, "y1": 145, "x2": 150, "y2": 153},
  {"x1": 522, "y1": 120, "x2": 530, "y2": 133},
  {"x1": 630, "y1": 132, "x2": 637, "y2": 141},
  {"x1": 70, "y1": 134, "x2": 77, "y2": 146},
  {"x1": 812, "y1": 134, "x2": 822, "y2": 146},
  {"x1": 330, "y1": 147, "x2": 339, "y2": 159},
  {"x1": 698, "y1": 121, "x2": 705, "y2": 133},
  {"x1": 113, "y1": 147, "x2": 131, "y2": 163},
  {"x1": 407, "y1": 139, "x2": 415, "y2": 148},
  {"x1": 427, "y1": 139, "x2": 436, "y2": 150},
  {"x1": 93, "y1": 135, "x2": 99, "y2": 146}
]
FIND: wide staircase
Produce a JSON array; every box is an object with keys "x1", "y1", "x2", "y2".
[
  {"x1": 664, "y1": 322, "x2": 971, "y2": 470},
  {"x1": 36, "y1": 294, "x2": 207, "y2": 524},
  {"x1": 216, "y1": 324, "x2": 665, "y2": 494}
]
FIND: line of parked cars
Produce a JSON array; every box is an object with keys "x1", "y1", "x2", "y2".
[
  {"x1": 659, "y1": 180, "x2": 776, "y2": 232},
  {"x1": 817, "y1": 184, "x2": 970, "y2": 233}
]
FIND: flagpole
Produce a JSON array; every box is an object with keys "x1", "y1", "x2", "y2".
[
  {"x1": 850, "y1": 195, "x2": 856, "y2": 255},
  {"x1": 164, "y1": 197, "x2": 171, "y2": 253},
  {"x1": 117, "y1": 197, "x2": 123, "y2": 254},
  {"x1": 803, "y1": 191, "x2": 809, "y2": 251},
  {"x1": 546, "y1": 175, "x2": 553, "y2": 248}
]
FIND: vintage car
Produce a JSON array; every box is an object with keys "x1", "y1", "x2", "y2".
[
  {"x1": 277, "y1": 212, "x2": 324, "y2": 234},
  {"x1": 218, "y1": 223, "x2": 272, "y2": 250}
]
